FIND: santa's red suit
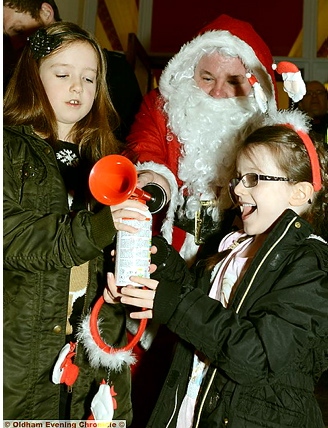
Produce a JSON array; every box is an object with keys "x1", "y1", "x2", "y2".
[
  {"x1": 124, "y1": 14, "x2": 279, "y2": 264},
  {"x1": 123, "y1": 14, "x2": 304, "y2": 428}
]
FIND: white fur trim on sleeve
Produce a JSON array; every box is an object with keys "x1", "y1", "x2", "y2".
[
  {"x1": 178, "y1": 232, "x2": 200, "y2": 264},
  {"x1": 136, "y1": 161, "x2": 180, "y2": 244}
]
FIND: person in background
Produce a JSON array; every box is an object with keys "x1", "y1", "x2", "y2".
[
  {"x1": 3, "y1": 0, "x2": 142, "y2": 140},
  {"x1": 3, "y1": 21, "x2": 147, "y2": 421},
  {"x1": 107, "y1": 108, "x2": 328, "y2": 428},
  {"x1": 3, "y1": 0, "x2": 61, "y2": 86},
  {"x1": 123, "y1": 13, "x2": 305, "y2": 427},
  {"x1": 298, "y1": 80, "x2": 328, "y2": 147}
]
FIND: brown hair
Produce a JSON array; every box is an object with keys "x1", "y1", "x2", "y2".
[
  {"x1": 239, "y1": 125, "x2": 328, "y2": 239},
  {"x1": 4, "y1": 0, "x2": 61, "y2": 22},
  {"x1": 3, "y1": 21, "x2": 121, "y2": 163},
  {"x1": 206, "y1": 124, "x2": 328, "y2": 270}
]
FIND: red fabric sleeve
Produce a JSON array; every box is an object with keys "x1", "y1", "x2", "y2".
[{"x1": 124, "y1": 89, "x2": 182, "y2": 184}]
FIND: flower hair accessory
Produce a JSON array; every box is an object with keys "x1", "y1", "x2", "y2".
[{"x1": 28, "y1": 28, "x2": 63, "y2": 59}]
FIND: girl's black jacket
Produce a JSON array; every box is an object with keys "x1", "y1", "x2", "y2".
[
  {"x1": 148, "y1": 209, "x2": 328, "y2": 428},
  {"x1": 3, "y1": 125, "x2": 132, "y2": 421}
]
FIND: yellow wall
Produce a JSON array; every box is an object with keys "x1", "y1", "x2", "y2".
[
  {"x1": 95, "y1": 0, "x2": 139, "y2": 52},
  {"x1": 289, "y1": 0, "x2": 328, "y2": 57}
]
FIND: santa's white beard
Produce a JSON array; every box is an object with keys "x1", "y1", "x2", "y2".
[{"x1": 163, "y1": 79, "x2": 263, "y2": 220}]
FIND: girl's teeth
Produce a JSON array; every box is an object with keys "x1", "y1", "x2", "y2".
[
  {"x1": 240, "y1": 204, "x2": 256, "y2": 215},
  {"x1": 240, "y1": 203, "x2": 256, "y2": 213},
  {"x1": 241, "y1": 203, "x2": 257, "y2": 217}
]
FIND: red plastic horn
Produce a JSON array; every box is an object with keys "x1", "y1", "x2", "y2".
[{"x1": 89, "y1": 155, "x2": 152, "y2": 205}]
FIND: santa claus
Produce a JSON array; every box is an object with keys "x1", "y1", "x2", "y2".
[{"x1": 125, "y1": 14, "x2": 305, "y2": 264}]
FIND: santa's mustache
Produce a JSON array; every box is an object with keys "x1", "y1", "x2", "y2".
[{"x1": 162, "y1": 79, "x2": 263, "y2": 220}]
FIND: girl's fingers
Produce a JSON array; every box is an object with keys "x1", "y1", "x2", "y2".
[
  {"x1": 120, "y1": 283, "x2": 156, "y2": 309},
  {"x1": 130, "y1": 309, "x2": 153, "y2": 319},
  {"x1": 103, "y1": 272, "x2": 122, "y2": 303},
  {"x1": 149, "y1": 263, "x2": 157, "y2": 274},
  {"x1": 127, "y1": 276, "x2": 158, "y2": 290},
  {"x1": 121, "y1": 288, "x2": 155, "y2": 308},
  {"x1": 110, "y1": 199, "x2": 148, "y2": 212},
  {"x1": 103, "y1": 286, "x2": 118, "y2": 304}
]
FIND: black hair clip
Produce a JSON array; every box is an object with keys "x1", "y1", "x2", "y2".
[{"x1": 28, "y1": 28, "x2": 63, "y2": 60}]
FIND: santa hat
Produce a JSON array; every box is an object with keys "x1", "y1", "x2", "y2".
[
  {"x1": 200, "y1": 14, "x2": 277, "y2": 98},
  {"x1": 160, "y1": 14, "x2": 306, "y2": 113},
  {"x1": 160, "y1": 14, "x2": 278, "y2": 113}
]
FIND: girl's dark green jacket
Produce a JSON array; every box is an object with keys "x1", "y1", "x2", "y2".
[
  {"x1": 3, "y1": 125, "x2": 132, "y2": 423},
  {"x1": 148, "y1": 209, "x2": 328, "y2": 428}
]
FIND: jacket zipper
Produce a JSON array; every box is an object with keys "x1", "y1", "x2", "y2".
[
  {"x1": 236, "y1": 216, "x2": 297, "y2": 314},
  {"x1": 193, "y1": 216, "x2": 297, "y2": 425},
  {"x1": 194, "y1": 368, "x2": 217, "y2": 428},
  {"x1": 165, "y1": 386, "x2": 180, "y2": 428}
]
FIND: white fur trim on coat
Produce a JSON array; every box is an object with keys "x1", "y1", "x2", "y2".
[
  {"x1": 179, "y1": 232, "x2": 200, "y2": 265},
  {"x1": 136, "y1": 161, "x2": 180, "y2": 244}
]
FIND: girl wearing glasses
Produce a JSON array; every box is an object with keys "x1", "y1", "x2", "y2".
[{"x1": 105, "y1": 109, "x2": 328, "y2": 427}]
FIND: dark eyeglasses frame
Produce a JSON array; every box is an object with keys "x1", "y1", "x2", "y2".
[{"x1": 229, "y1": 173, "x2": 293, "y2": 205}]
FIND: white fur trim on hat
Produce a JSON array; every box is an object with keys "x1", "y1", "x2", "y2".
[{"x1": 159, "y1": 30, "x2": 277, "y2": 113}]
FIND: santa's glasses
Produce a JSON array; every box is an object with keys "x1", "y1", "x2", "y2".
[{"x1": 229, "y1": 173, "x2": 292, "y2": 205}]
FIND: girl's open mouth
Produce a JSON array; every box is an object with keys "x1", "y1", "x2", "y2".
[{"x1": 240, "y1": 203, "x2": 257, "y2": 220}]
